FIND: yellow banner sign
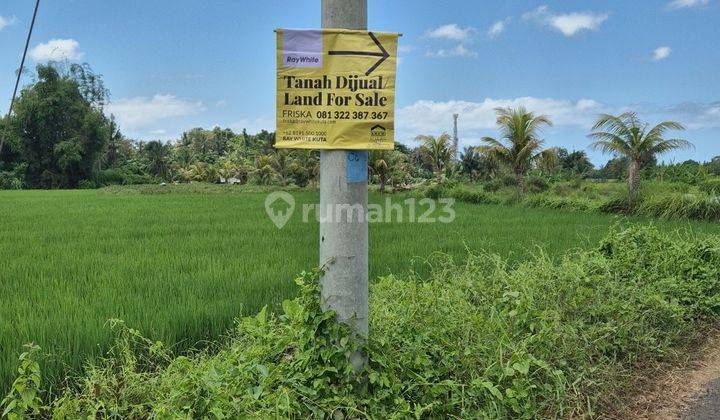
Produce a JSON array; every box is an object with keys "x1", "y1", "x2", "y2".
[{"x1": 275, "y1": 28, "x2": 398, "y2": 150}]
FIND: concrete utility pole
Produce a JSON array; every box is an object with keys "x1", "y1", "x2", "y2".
[
  {"x1": 452, "y1": 113, "x2": 459, "y2": 162},
  {"x1": 319, "y1": 0, "x2": 368, "y2": 370}
]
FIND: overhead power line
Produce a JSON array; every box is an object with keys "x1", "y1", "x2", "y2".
[{"x1": 0, "y1": 0, "x2": 41, "y2": 156}]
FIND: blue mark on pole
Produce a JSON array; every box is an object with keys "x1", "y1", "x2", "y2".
[{"x1": 346, "y1": 151, "x2": 368, "y2": 183}]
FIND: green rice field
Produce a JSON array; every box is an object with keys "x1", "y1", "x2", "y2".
[{"x1": 1, "y1": 187, "x2": 719, "y2": 390}]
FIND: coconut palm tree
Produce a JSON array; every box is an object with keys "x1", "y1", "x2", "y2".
[
  {"x1": 188, "y1": 162, "x2": 218, "y2": 183},
  {"x1": 254, "y1": 154, "x2": 280, "y2": 185},
  {"x1": 477, "y1": 107, "x2": 555, "y2": 191},
  {"x1": 588, "y1": 112, "x2": 692, "y2": 201},
  {"x1": 389, "y1": 152, "x2": 409, "y2": 192},
  {"x1": 369, "y1": 150, "x2": 390, "y2": 193},
  {"x1": 143, "y1": 140, "x2": 171, "y2": 179},
  {"x1": 217, "y1": 159, "x2": 239, "y2": 183},
  {"x1": 415, "y1": 134, "x2": 452, "y2": 183},
  {"x1": 177, "y1": 166, "x2": 194, "y2": 183}
]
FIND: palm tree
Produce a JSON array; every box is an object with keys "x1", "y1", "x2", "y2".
[
  {"x1": 105, "y1": 115, "x2": 123, "y2": 168},
  {"x1": 177, "y1": 166, "x2": 194, "y2": 183},
  {"x1": 272, "y1": 150, "x2": 297, "y2": 186},
  {"x1": 588, "y1": 112, "x2": 692, "y2": 201},
  {"x1": 477, "y1": 107, "x2": 555, "y2": 191},
  {"x1": 368, "y1": 150, "x2": 409, "y2": 193},
  {"x1": 415, "y1": 134, "x2": 452, "y2": 183},
  {"x1": 389, "y1": 152, "x2": 409, "y2": 192},
  {"x1": 254, "y1": 154, "x2": 280, "y2": 185},
  {"x1": 217, "y1": 159, "x2": 239, "y2": 183},
  {"x1": 296, "y1": 151, "x2": 319, "y2": 186},
  {"x1": 143, "y1": 141, "x2": 170, "y2": 179},
  {"x1": 460, "y1": 146, "x2": 499, "y2": 181},
  {"x1": 189, "y1": 162, "x2": 216, "y2": 182},
  {"x1": 369, "y1": 150, "x2": 393, "y2": 193}
]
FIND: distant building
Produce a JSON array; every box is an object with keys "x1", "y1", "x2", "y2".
[{"x1": 220, "y1": 177, "x2": 243, "y2": 185}]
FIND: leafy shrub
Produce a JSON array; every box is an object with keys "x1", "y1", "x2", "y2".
[
  {"x1": 422, "y1": 182, "x2": 453, "y2": 199},
  {"x1": 99, "y1": 183, "x2": 295, "y2": 195},
  {"x1": 484, "y1": 174, "x2": 517, "y2": 192},
  {"x1": 551, "y1": 182, "x2": 573, "y2": 196},
  {"x1": 648, "y1": 163, "x2": 710, "y2": 185},
  {"x1": 523, "y1": 194, "x2": 598, "y2": 212},
  {"x1": 96, "y1": 169, "x2": 126, "y2": 186},
  {"x1": 483, "y1": 179, "x2": 501, "y2": 192},
  {"x1": 124, "y1": 172, "x2": 160, "y2": 185},
  {"x1": 95, "y1": 168, "x2": 160, "y2": 186},
  {"x1": 635, "y1": 193, "x2": 720, "y2": 222},
  {"x1": 449, "y1": 185, "x2": 501, "y2": 205},
  {"x1": 579, "y1": 180, "x2": 625, "y2": 198},
  {"x1": 0, "y1": 165, "x2": 26, "y2": 190},
  {"x1": 77, "y1": 180, "x2": 97, "y2": 189},
  {"x1": 526, "y1": 176, "x2": 550, "y2": 193},
  {"x1": 7, "y1": 227, "x2": 720, "y2": 418},
  {"x1": 700, "y1": 178, "x2": 720, "y2": 196},
  {"x1": 500, "y1": 190, "x2": 525, "y2": 206},
  {"x1": 568, "y1": 177, "x2": 583, "y2": 189},
  {"x1": 640, "y1": 180, "x2": 690, "y2": 195},
  {"x1": 598, "y1": 194, "x2": 633, "y2": 215},
  {"x1": 0, "y1": 172, "x2": 23, "y2": 190},
  {"x1": 1, "y1": 344, "x2": 43, "y2": 419}
]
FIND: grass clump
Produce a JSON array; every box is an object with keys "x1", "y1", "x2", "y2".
[
  {"x1": 699, "y1": 178, "x2": 720, "y2": 196},
  {"x1": 99, "y1": 183, "x2": 296, "y2": 195},
  {"x1": 6, "y1": 226, "x2": 720, "y2": 418},
  {"x1": 635, "y1": 193, "x2": 720, "y2": 222},
  {"x1": 523, "y1": 193, "x2": 599, "y2": 212},
  {"x1": 449, "y1": 185, "x2": 502, "y2": 205}
]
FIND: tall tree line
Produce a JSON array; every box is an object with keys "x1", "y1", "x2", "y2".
[{"x1": 2, "y1": 64, "x2": 717, "y2": 192}]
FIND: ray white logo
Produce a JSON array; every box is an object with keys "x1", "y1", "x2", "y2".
[{"x1": 265, "y1": 191, "x2": 296, "y2": 229}]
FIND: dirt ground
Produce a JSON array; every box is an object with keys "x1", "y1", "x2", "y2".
[{"x1": 622, "y1": 327, "x2": 720, "y2": 419}]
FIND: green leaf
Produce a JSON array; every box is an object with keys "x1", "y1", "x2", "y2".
[
  {"x1": 282, "y1": 300, "x2": 299, "y2": 318},
  {"x1": 256, "y1": 364, "x2": 269, "y2": 378},
  {"x1": 256, "y1": 306, "x2": 267, "y2": 324},
  {"x1": 481, "y1": 381, "x2": 504, "y2": 400},
  {"x1": 2, "y1": 399, "x2": 17, "y2": 417},
  {"x1": 512, "y1": 361, "x2": 530, "y2": 375}
]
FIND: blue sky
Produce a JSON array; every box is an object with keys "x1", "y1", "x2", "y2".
[{"x1": 1, "y1": 0, "x2": 718, "y2": 164}]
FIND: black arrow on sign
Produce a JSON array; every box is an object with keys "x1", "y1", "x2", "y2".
[{"x1": 328, "y1": 32, "x2": 390, "y2": 76}]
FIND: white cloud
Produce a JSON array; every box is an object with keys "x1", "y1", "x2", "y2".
[
  {"x1": 652, "y1": 46, "x2": 672, "y2": 61},
  {"x1": 30, "y1": 39, "x2": 84, "y2": 61},
  {"x1": 397, "y1": 45, "x2": 415, "y2": 54},
  {"x1": 215, "y1": 100, "x2": 227, "y2": 108},
  {"x1": 425, "y1": 24, "x2": 474, "y2": 41},
  {"x1": 427, "y1": 44, "x2": 477, "y2": 58},
  {"x1": 398, "y1": 97, "x2": 609, "y2": 142},
  {"x1": 230, "y1": 116, "x2": 275, "y2": 135},
  {"x1": 647, "y1": 102, "x2": 720, "y2": 130},
  {"x1": 106, "y1": 95, "x2": 205, "y2": 130},
  {"x1": 523, "y1": 5, "x2": 608, "y2": 37},
  {"x1": 488, "y1": 18, "x2": 511, "y2": 38},
  {"x1": 397, "y1": 45, "x2": 415, "y2": 65},
  {"x1": 396, "y1": 98, "x2": 720, "y2": 144},
  {"x1": 667, "y1": 0, "x2": 710, "y2": 9},
  {"x1": 0, "y1": 15, "x2": 16, "y2": 31}
]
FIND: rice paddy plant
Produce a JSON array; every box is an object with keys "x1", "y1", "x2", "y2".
[
  {"x1": 8, "y1": 225, "x2": 720, "y2": 418},
  {"x1": 1, "y1": 188, "x2": 719, "y2": 392}
]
